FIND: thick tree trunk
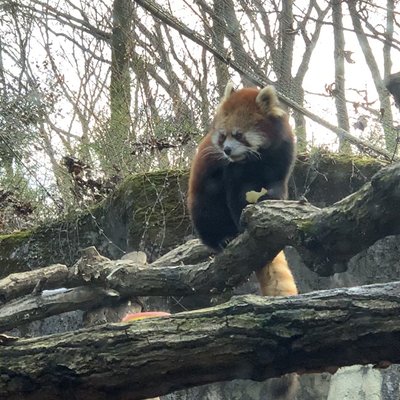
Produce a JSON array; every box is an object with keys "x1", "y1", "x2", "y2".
[
  {"x1": 1, "y1": 283, "x2": 400, "y2": 400},
  {"x1": 332, "y1": 0, "x2": 350, "y2": 152},
  {"x1": 110, "y1": 0, "x2": 133, "y2": 141}
]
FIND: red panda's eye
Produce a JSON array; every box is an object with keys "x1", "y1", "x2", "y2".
[
  {"x1": 234, "y1": 131, "x2": 243, "y2": 140},
  {"x1": 218, "y1": 132, "x2": 226, "y2": 145}
]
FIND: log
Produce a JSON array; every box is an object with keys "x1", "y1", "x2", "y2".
[
  {"x1": 1, "y1": 282, "x2": 400, "y2": 400},
  {"x1": 240, "y1": 160, "x2": 400, "y2": 275},
  {"x1": 0, "y1": 264, "x2": 69, "y2": 303},
  {"x1": 0, "y1": 286, "x2": 120, "y2": 331}
]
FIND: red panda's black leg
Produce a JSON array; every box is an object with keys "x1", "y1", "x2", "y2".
[
  {"x1": 191, "y1": 201, "x2": 238, "y2": 250},
  {"x1": 226, "y1": 183, "x2": 255, "y2": 228}
]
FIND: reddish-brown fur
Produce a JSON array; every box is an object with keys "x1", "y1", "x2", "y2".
[{"x1": 188, "y1": 85, "x2": 296, "y2": 250}]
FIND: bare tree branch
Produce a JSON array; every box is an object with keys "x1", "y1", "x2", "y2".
[
  {"x1": 8, "y1": 0, "x2": 111, "y2": 40},
  {"x1": 0, "y1": 286, "x2": 120, "y2": 331},
  {"x1": 347, "y1": 1, "x2": 396, "y2": 151},
  {"x1": 133, "y1": 0, "x2": 398, "y2": 161}
]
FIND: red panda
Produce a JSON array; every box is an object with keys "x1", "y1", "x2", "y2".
[
  {"x1": 188, "y1": 82, "x2": 297, "y2": 297},
  {"x1": 188, "y1": 82, "x2": 298, "y2": 399}
]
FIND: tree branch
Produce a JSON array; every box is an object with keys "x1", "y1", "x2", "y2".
[
  {"x1": 1, "y1": 282, "x2": 400, "y2": 400},
  {"x1": 237, "y1": 162, "x2": 400, "y2": 276},
  {"x1": 0, "y1": 264, "x2": 69, "y2": 303},
  {"x1": 0, "y1": 162, "x2": 399, "y2": 296},
  {"x1": 0, "y1": 286, "x2": 120, "y2": 331},
  {"x1": 133, "y1": 0, "x2": 398, "y2": 161}
]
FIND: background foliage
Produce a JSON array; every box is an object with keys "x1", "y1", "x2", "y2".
[{"x1": 0, "y1": 0, "x2": 399, "y2": 232}]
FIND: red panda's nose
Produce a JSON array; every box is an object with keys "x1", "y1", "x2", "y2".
[{"x1": 224, "y1": 146, "x2": 232, "y2": 156}]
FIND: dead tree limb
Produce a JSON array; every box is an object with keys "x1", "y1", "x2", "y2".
[
  {"x1": 1, "y1": 282, "x2": 400, "y2": 400},
  {"x1": 244, "y1": 160, "x2": 400, "y2": 275},
  {"x1": 0, "y1": 264, "x2": 69, "y2": 303},
  {"x1": 0, "y1": 287, "x2": 120, "y2": 331}
]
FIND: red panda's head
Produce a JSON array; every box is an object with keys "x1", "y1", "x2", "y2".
[{"x1": 210, "y1": 83, "x2": 289, "y2": 162}]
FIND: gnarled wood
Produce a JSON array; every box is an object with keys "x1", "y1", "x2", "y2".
[
  {"x1": 1, "y1": 282, "x2": 400, "y2": 400},
  {"x1": 240, "y1": 161, "x2": 400, "y2": 275},
  {"x1": 0, "y1": 287, "x2": 120, "y2": 331}
]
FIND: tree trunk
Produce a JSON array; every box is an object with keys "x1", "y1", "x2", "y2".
[
  {"x1": 220, "y1": 0, "x2": 261, "y2": 87},
  {"x1": 332, "y1": 0, "x2": 351, "y2": 153},
  {"x1": 109, "y1": 0, "x2": 133, "y2": 143},
  {"x1": 277, "y1": 0, "x2": 294, "y2": 96},
  {"x1": 212, "y1": 0, "x2": 230, "y2": 97},
  {"x1": 347, "y1": 1, "x2": 396, "y2": 152}
]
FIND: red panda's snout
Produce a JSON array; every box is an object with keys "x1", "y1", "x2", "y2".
[{"x1": 211, "y1": 129, "x2": 269, "y2": 162}]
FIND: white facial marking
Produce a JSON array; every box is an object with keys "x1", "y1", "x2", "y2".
[
  {"x1": 245, "y1": 130, "x2": 269, "y2": 149},
  {"x1": 211, "y1": 128, "x2": 268, "y2": 162}
]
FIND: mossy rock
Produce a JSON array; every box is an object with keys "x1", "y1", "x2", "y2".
[
  {"x1": 292, "y1": 151, "x2": 386, "y2": 207},
  {"x1": 0, "y1": 169, "x2": 191, "y2": 277}
]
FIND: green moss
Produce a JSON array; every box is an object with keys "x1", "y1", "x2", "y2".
[
  {"x1": 0, "y1": 169, "x2": 189, "y2": 276},
  {"x1": 294, "y1": 150, "x2": 384, "y2": 207},
  {"x1": 297, "y1": 219, "x2": 314, "y2": 234},
  {"x1": 298, "y1": 149, "x2": 387, "y2": 167},
  {"x1": 116, "y1": 169, "x2": 191, "y2": 256},
  {"x1": 0, "y1": 230, "x2": 32, "y2": 241},
  {"x1": 0, "y1": 230, "x2": 33, "y2": 276}
]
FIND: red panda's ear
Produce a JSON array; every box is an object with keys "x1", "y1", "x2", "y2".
[
  {"x1": 256, "y1": 86, "x2": 287, "y2": 119},
  {"x1": 256, "y1": 85, "x2": 280, "y2": 114},
  {"x1": 223, "y1": 81, "x2": 235, "y2": 101},
  {"x1": 215, "y1": 81, "x2": 235, "y2": 115}
]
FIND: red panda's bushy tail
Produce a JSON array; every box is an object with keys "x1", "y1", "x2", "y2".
[
  {"x1": 255, "y1": 251, "x2": 298, "y2": 297},
  {"x1": 256, "y1": 250, "x2": 299, "y2": 400}
]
